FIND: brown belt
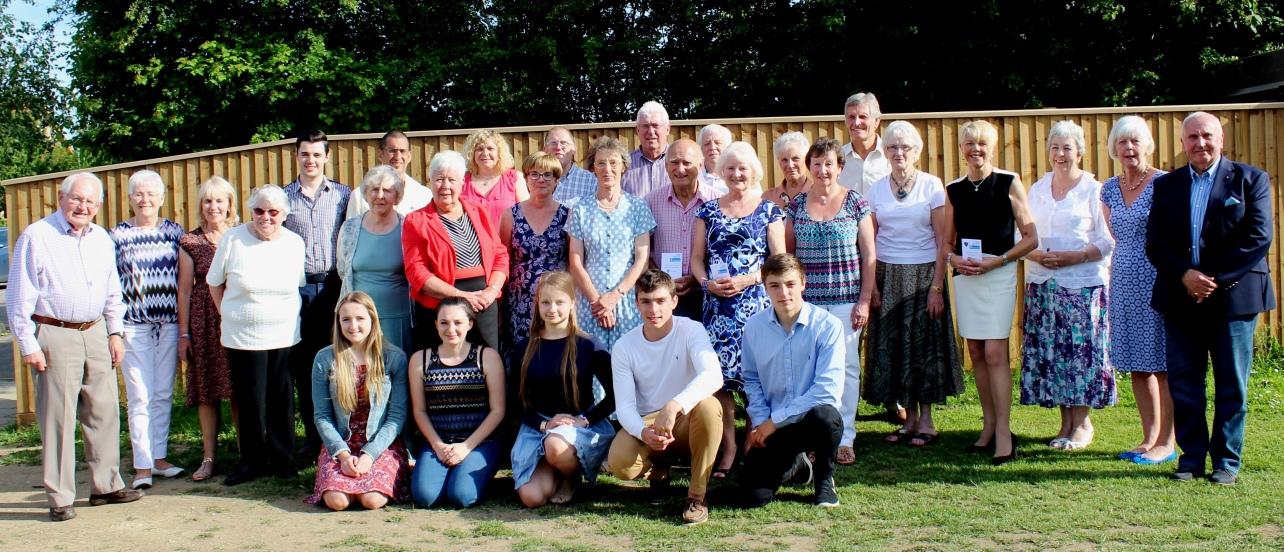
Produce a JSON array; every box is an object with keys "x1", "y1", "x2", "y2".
[{"x1": 32, "y1": 314, "x2": 101, "y2": 331}]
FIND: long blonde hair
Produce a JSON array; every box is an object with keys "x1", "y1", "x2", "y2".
[
  {"x1": 331, "y1": 292, "x2": 387, "y2": 413},
  {"x1": 518, "y1": 272, "x2": 585, "y2": 409}
]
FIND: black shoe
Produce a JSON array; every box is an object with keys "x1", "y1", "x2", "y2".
[
  {"x1": 965, "y1": 437, "x2": 996, "y2": 454},
  {"x1": 295, "y1": 442, "x2": 320, "y2": 458},
  {"x1": 1169, "y1": 466, "x2": 1206, "y2": 482},
  {"x1": 991, "y1": 434, "x2": 1019, "y2": 466},
  {"x1": 1208, "y1": 468, "x2": 1237, "y2": 486},
  {"x1": 746, "y1": 487, "x2": 775, "y2": 508},
  {"x1": 784, "y1": 453, "x2": 814, "y2": 486},
  {"x1": 89, "y1": 488, "x2": 144, "y2": 506},
  {"x1": 814, "y1": 477, "x2": 839, "y2": 508},
  {"x1": 49, "y1": 506, "x2": 76, "y2": 521},
  {"x1": 648, "y1": 463, "x2": 671, "y2": 504},
  {"x1": 223, "y1": 465, "x2": 261, "y2": 486}
]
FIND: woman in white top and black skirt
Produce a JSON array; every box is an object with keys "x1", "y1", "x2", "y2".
[{"x1": 942, "y1": 120, "x2": 1038, "y2": 465}]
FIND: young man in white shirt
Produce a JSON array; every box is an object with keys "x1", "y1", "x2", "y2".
[
  {"x1": 607, "y1": 269, "x2": 724, "y2": 525},
  {"x1": 742, "y1": 253, "x2": 845, "y2": 508}
]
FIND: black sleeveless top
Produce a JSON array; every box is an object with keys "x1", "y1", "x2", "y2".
[
  {"x1": 420, "y1": 344, "x2": 491, "y2": 441},
  {"x1": 947, "y1": 170, "x2": 1017, "y2": 256}
]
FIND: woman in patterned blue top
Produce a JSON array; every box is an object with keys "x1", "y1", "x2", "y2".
[
  {"x1": 110, "y1": 170, "x2": 187, "y2": 489},
  {"x1": 501, "y1": 152, "x2": 570, "y2": 362},
  {"x1": 691, "y1": 142, "x2": 785, "y2": 477}
]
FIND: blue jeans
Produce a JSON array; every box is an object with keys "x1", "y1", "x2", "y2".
[
  {"x1": 1165, "y1": 313, "x2": 1257, "y2": 473},
  {"x1": 411, "y1": 440, "x2": 500, "y2": 508}
]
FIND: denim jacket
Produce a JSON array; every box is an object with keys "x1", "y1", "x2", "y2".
[
  {"x1": 335, "y1": 213, "x2": 406, "y2": 299},
  {"x1": 312, "y1": 343, "x2": 409, "y2": 460}
]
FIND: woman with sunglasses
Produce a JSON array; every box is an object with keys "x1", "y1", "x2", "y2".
[
  {"x1": 500, "y1": 152, "x2": 571, "y2": 358},
  {"x1": 207, "y1": 185, "x2": 307, "y2": 486}
]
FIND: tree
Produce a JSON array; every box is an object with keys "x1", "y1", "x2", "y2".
[{"x1": 0, "y1": 0, "x2": 79, "y2": 184}]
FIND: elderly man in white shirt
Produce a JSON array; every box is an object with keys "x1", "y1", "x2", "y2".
[
  {"x1": 346, "y1": 130, "x2": 432, "y2": 217},
  {"x1": 607, "y1": 270, "x2": 723, "y2": 525},
  {"x1": 8, "y1": 173, "x2": 144, "y2": 521},
  {"x1": 837, "y1": 92, "x2": 891, "y2": 196}
]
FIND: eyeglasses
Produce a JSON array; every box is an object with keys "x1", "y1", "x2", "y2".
[
  {"x1": 594, "y1": 159, "x2": 623, "y2": 170},
  {"x1": 382, "y1": 148, "x2": 410, "y2": 156},
  {"x1": 885, "y1": 144, "x2": 916, "y2": 153},
  {"x1": 252, "y1": 208, "x2": 281, "y2": 217},
  {"x1": 67, "y1": 196, "x2": 99, "y2": 208},
  {"x1": 545, "y1": 140, "x2": 572, "y2": 148},
  {"x1": 527, "y1": 171, "x2": 558, "y2": 181},
  {"x1": 131, "y1": 192, "x2": 161, "y2": 200}
]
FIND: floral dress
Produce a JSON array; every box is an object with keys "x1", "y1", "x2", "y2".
[
  {"x1": 565, "y1": 193, "x2": 657, "y2": 351},
  {"x1": 179, "y1": 228, "x2": 232, "y2": 405},
  {"x1": 696, "y1": 199, "x2": 784, "y2": 391},
  {"x1": 504, "y1": 203, "x2": 570, "y2": 355},
  {"x1": 305, "y1": 364, "x2": 412, "y2": 505}
]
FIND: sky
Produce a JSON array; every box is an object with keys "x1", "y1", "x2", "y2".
[{"x1": 5, "y1": 0, "x2": 71, "y2": 84}]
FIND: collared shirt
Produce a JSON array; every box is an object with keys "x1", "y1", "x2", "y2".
[
  {"x1": 1190, "y1": 156, "x2": 1222, "y2": 266},
  {"x1": 644, "y1": 183, "x2": 724, "y2": 275},
  {"x1": 742, "y1": 302, "x2": 845, "y2": 427},
  {"x1": 622, "y1": 148, "x2": 672, "y2": 198},
  {"x1": 6, "y1": 211, "x2": 126, "y2": 355},
  {"x1": 838, "y1": 136, "x2": 890, "y2": 196},
  {"x1": 698, "y1": 168, "x2": 728, "y2": 194},
  {"x1": 553, "y1": 165, "x2": 599, "y2": 205},
  {"x1": 345, "y1": 174, "x2": 432, "y2": 219},
  {"x1": 284, "y1": 176, "x2": 351, "y2": 274}
]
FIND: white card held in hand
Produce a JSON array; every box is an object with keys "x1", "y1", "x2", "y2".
[
  {"x1": 961, "y1": 239, "x2": 983, "y2": 261},
  {"x1": 710, "y1": 262, "x2": 731, "y2": 280},
  {"x1": 661, "y1": 252, "x2": 683, "y2": 279}
]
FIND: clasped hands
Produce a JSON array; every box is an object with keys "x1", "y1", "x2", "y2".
[
  {"x1": 951, "y1": 255, "x2": 1004, "y2": 277},
  {"x1": 592, "y1": 289, "x2": 622, "y2": 329},
  {"x1": 1027, "y1": 249, "x2": 1085, "y2": 271},
  {"x1": 639, "y1": 400, "x2": 683, "y2": 451},
  {"x1": 336, "y1": 450, "x2": 375, "y2": 477},
  {"x1": 1182, "y1": 269, "x2": 1217, "y2": 303},
  {"x1": 545, "y1": 413, "x2": 589, "y2": 431},
  {"x1": 430, "y1": 440, "x2": 474, "y2": 467},
  {"x1": 703, "y1": 274, "x2": 753, "y2": 298}
]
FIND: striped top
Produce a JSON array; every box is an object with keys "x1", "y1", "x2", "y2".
[
  {"x1": 785, "y1": 190, "x2": 872, "y2": 305},
  {"x1": 439, "y1": 213, "x2": 483, "y2": 269},
  {"x1": 283, "y1": 177, "x2": 351, "y2": 274},
  {"x1": 110, "y1": 219, "x2": 185, "y2": 324},
  {"x1": 421, "y1": 344, "x2": 491, "y2": 441}
]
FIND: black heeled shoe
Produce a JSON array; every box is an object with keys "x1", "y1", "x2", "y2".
[
  {"x1": 965, "y1": 436, "x2": 996, "y2": 454},
  {"x1": 991, "y1": 434, "x2": 1019, "y2": 466}
]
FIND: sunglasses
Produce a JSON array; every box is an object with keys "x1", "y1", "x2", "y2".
[{"x1": 252, "y1": 208, "x2": 281, "y2": 217}]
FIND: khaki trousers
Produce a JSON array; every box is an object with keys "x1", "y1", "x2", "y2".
[
  {"x1": 607, "y1": 396, "x2": 722, "y2": 496},
  {"x1": 34, "y1": 322, "x2": 124, "y2": 507}
]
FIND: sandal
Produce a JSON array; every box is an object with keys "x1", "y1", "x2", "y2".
[
  {"x1": 192, "y1": 458, "x2": 215, "y2": 482},
  {"x1": 837, "y1": 446, "x2": 856, "y2": 466},
  {"x1": 884, "y1": 428, "x2": 912, "y2": 444},
  {"x1": 711, "y1": 468, "x2": 732, "y2": 480},
  {"x1": 1048, "y1": 438, "x2": 1070, "y2": 449},
  {"x1": 908, "y1": 432, "x2": 938, "y2": 447}
]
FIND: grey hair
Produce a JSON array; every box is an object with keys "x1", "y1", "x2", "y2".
[
  {"x1": 360, "y1": 165, "x2": 406, "y2": 204},
  {"x1": 843, "y1": 92, "x2": 882, "y2": 120},
  {"x1": 247, "y1": 185, "x2": 290, "y2": 217},
  {"x1": 1106, "y1": 115, "x2": 1155, "y2": 161},
  {"x1": 584, "y1": 136, "x2": 631, "y2": 172},
  {"x1": 60, "y1": 172, "x2": 104, "y2": 201},
  {"x1": 1183, "y1": 110, "x2": 1216, "y2": 127},
  {"x1": 714, "y1": 142, "x2": 765, "y2": 191},
  {"x1": 698, "y1": 124, "x2": 732, "y2": 146},
  {"x1": 883, "y1": 121, "x2": 924, "y2": 165},
  {"x1": 1047, "y1": 120, "x2": 1086, "y2": 157},
  {"x1": 196, "y1": 176, "x2": 240, "y2": 225},
  {"x1": 428, "y1": 150, "x2": 468, "y2": 179},
  {"x1": 636, "y1": 101, "x2": 670, "y2": 125},
  {"x1": 127, "y1": 170, "x2": 165, "y2": 197},
  {"x1": 773, "y1": 131, "x2": 810, "y2": 159}
]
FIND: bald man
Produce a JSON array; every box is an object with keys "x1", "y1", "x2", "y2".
[
  {"x1": 1146, "y1": 111, "x2": 1275, "y2": 486},
  {"x1": 645, "y1": 139, "x2": 724, "y2": 321}
]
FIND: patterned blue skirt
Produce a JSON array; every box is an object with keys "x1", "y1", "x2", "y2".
[{"x1": 1019, "y1": 281, "x2": 1117, "y2": 409}]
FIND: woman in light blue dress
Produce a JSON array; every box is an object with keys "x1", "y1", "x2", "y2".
[
  {"x1": 337, "y1": 166, "x2": 413, "y2": 355},
  {"x1": 566, "y1": 137, "x2": 657, "y2": 352}
]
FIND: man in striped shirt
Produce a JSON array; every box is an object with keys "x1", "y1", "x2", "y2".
[
  {"x1": 283, "y1": 129, "x2": 351, "y2": 457},
  {"x1": 621, "y1": 101, "x2": 673, "y2": 198}
]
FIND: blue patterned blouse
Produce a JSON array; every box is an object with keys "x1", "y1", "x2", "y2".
[{"x1": 110, "y1": 219, "x2": 185, "y2": 324}]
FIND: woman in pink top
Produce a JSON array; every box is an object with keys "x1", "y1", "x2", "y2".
[{"x1": 461, "y1": 129, "x2": 530, "y2": 225}]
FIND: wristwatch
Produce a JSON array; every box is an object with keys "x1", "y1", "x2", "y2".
[{"x1": 1000, "y1": 253, "x2": 1010, "y2": 266}]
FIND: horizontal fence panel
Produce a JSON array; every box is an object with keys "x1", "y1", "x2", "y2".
[{"x1": 5, "y1": 103, "x2": 1284, "y2": 421}]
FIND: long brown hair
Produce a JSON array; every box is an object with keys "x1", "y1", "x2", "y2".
[
  {"x1": 518, "y1": 272, "x2": 585, "y2": 408},
  {"x1": 331, "y1": 292, "x2": 387, "y2": 413}
]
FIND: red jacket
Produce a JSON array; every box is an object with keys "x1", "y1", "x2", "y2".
[{"x1": 402, "y1": 200, "x2": 510, "y2": 308}]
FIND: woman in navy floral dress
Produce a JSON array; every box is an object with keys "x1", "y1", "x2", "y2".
[
  {"x1": 501, "y1": 152, "x2": 570, "y2": 362},
  {"x1": 691, "y1": 142, "x2": 786, "y2": 476}
]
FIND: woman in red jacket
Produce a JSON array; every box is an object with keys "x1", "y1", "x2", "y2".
[{"x1": 402, "y1": 150, "x2": 510, "y2": 352}]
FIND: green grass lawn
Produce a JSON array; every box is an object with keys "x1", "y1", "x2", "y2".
[{"x1": 4, "y1": 338, "x2": 1284, "y2": 550}]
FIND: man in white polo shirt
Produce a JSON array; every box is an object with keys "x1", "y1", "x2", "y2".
[{"x1": 608, "y1": 269, "x2": 723, "y2": 525}]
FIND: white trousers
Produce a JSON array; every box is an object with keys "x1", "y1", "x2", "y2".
[
  {"x1": 121, "y1": 322, "x2": 180, "y2": 470},
  {"x1": 820, "y1": 303, "x2": 864, "y2": 447}
]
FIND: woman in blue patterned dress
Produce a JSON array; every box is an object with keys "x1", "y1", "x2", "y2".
[
  {"x1": 111, "y1": 170, "x2": 187, "y2": 489},
  {"x1": 501, "y1": 152, "x2": 570, "y2": 361},
  {"x1": 566, "y1": 137, "x2": 657, "y2": 354},
  {"x1": 1100, "y1": 116, "x2": 1174, "y2": 464},
  {"x1": 1020, "y1": 120, "x2": 1117, "y2": 452},
  {"x1": 691, "y1": 142, "x2": 785, "y2": 477}
]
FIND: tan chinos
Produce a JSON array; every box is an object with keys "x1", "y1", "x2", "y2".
[{"x1": 34, "y1": 321, "x2": 125, "y2": 508}]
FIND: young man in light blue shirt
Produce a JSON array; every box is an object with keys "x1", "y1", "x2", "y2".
[{"x1": 741, "y1": 253, "x2": 845, "y2": 507}]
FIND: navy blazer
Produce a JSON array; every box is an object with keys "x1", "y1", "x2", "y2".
[{"x1": 1145, "y1": 158, "x2": 1276, "y2": 317}]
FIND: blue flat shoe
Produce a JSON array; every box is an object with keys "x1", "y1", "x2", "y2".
[
  {"x1": 1132, "y1": 451, "x2": 1177, "y2": 465},
  {"x1": 1118, "y1": 451, "x2": 1141, "y2": 461}
]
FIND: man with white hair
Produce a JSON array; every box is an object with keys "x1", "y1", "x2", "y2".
[
  {"x1": 346, "y1": 130, "x2": 432, "y2": 218},
  {"x1": 697, "y1": 124, "x2": 732, "y2": 194},
  {"x1": 544, "y1": 126, "x2": 598, "y2": 204},
  {"x1": 622, "y1": 101, "x2": 673, "y2": 198},
  {"x1": 8, "y1": 173, "x2": 143, "y2": 521},
  {"x1": 838, "y1": 93, "x2": 891, "y2": 196}
]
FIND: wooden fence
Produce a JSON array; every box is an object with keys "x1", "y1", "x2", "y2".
[{"x1": 5, "y1": 103, "x2": 1284, "y2": 424}]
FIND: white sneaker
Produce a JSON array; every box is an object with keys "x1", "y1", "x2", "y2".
[{"x1": 131, "y1": 477, "x2": 153, "y2": 490}]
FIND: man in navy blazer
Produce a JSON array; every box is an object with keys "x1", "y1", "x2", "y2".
[{"x1": 1146, "y1": 111, "x2": 1275, "y2": 486}]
